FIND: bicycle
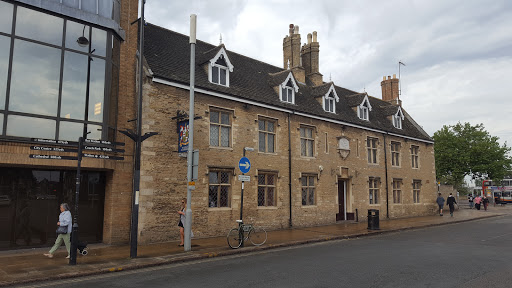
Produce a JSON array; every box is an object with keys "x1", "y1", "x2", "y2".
[{"x1": 227, "y1": 220, "x2": 267, "y2": 249}]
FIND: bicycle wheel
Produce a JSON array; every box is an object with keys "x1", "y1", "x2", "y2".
[
  {"x1": 248, "y1": 226, "x2": 267, "y2": 246},
  {"x1": 227, "y1": 228, "x2": 243, "y2": 249}
]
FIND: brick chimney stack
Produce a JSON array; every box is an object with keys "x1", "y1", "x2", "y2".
[
  {"x1": 283, "y1": 24, "x2": 301, "y2": 69},
  {"x1": 381, "y1": 74, "x2": 400, "y2": 104},
  {"x1": 301, "y1": 31, "x2": 323, "y2": 86},
  {"x1": 283, "y1": 24, "x2": 305, "y2": 83}
]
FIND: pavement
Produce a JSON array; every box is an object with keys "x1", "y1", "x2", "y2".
[{"x1": 0, "y1": 203, "x2": 509, "y2": 287}]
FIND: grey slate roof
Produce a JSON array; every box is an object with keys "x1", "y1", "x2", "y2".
[{"x1": 144, "y1": 23, "x2": 433, "y2": 142}]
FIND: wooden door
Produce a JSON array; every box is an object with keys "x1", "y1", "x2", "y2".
[{"x1": 336, "y1": 180, "x2": 345, "y2": 221}]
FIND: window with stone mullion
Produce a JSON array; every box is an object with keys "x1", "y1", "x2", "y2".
[
  {"x1": 301, "y1": 175, "x2": 315, "y2": 205},
  {"x1": 300, "y1": 126, "x2": 314, "y2": 157},
  {"x1": 258, "y1": 173, "x2": 276, "y2": 206},
  {"x1": 391, "y1": 142, "x2": 400, "y2": 166},
  {"x1": 209, "y1": 110, "x2": 231, "y2": 147},
  {"x1": 369, "y1": 178, "x2": 379, "y2": 204},
  {"x1": 413, "y1": 180, "x2": 421, "y2": 203},
  {"x1": 367, "y1": 137, "x2": 377, "y2": 164},
  {"x1": 411, "y1": 145, "x2": 419, "y2": 168},
  {"x1": 208, "y1": 170, "x2": 231, "y2": 208},
  {"x1": 258, "y1": 119, "x2": 275, "y2": 153},
  {"x1": 393, "y1": 180, "x2": 402, "y2": 203}
]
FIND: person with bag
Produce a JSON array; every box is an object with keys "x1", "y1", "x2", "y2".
[
  {"x1": 468, "y1": 194, "x2": 474, "y2": 209},
  {"x1": 436, "y1": 193, "x2": 445, "y2": 216},
  {"x1": 483, "y1": 195, "x2": 489, "y2": 211},
  {"x1": 44, "y1": 203, "x2": 72, "y2": 259},
  {"x1": 447, "y1": 193, "x2": 457, "y2": 217},
  {"x1": 474, "y1": 195, "x2": 482, "y2": 210}
]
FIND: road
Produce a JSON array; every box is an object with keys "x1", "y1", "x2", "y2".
[{"x1": 18, "y1": 215, "x2": 512, "y2": 288}]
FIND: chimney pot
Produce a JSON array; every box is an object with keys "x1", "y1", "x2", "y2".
[
  {"x1": 307, "y1": 33, "x2": 312, "y2": 44},
  {"x1": 294, "y1": 25, "x2": 299, "y2": 34},
  {"x1": 383, "y1": 76, "x2": 386, "y2": 81},
  {"x1": 393, "y1": 74, "x2": 396, "y2": 79},
  {"x1": 312, "y1": 31, "x2": 317, "y2": 42},
  {"x1": 388, "y1": 76, "x2": 391, "y2": 80},
  {"x1": 289, "y1": 24, "x2": 294, "y2": 36}
]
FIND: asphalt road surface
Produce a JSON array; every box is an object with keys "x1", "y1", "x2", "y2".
[{"x1": 19, "y1": 215, "x2": 512, "y2": 288}]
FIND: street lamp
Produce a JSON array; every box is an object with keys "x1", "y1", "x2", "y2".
[
  {"x1": 69, "y1": 25, "x2": 94, "y2": 265},
  {"x1": 118, "y1": 0, "x2": 158, "y2": 259},
  {"x1": 76, "y1": 25, "x2": 89, "y2": 47}
]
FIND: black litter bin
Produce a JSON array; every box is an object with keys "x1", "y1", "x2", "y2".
[{"x1": 367, "y1": 209, "x2": 380, "y2": 230}]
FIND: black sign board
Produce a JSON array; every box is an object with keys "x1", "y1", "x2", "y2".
[
  {"x1": 29, "y1": 154, "x2": 78, "y2": 160},
  {"x1": 82, "y1": 153, "x2": 124, "y2": 160},
  {"x1": 84, "y1": 139, "x2": 125, "y2": 146},
  {"x1": 31, "y1": 138, "x2": 125, "y2": 147},
  {"x1": 30, "y1": 146, "x2": 78, "y2": 153},
  {"x1": 83, "y1": 145, "x2": 124, "y2": 153}
]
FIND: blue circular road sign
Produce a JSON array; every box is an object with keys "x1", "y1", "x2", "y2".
[{"x1": 238, "y1": 157, "x2": 251, "y2": 174}]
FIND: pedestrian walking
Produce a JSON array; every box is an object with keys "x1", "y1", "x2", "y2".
[
  {"x1": 483, "y1": 195, "x2": 489, "y2": 211},
  {"x1": 177, "y1": 198, "x2": 186, "y2": 247},
  {"x1": 447, "y1": 193, "x2": 457, "y2": 217},
  {"x1": 44, "y1": 203, "x2": 72, "y2": 259},
  {"x1": 436, "y1": 193, "x2": 445, "y2": 216},
  {"x1": 474, "y1": 195, "x2": 482, "y2": 210},
  {"x1": 468, "y1": 194, "x2": 474, "y2": 209}
]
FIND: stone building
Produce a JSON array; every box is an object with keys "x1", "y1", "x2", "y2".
[
  {"x1": 137, "y1": 23, "x2": 437, "y2": 243},
  {"x1": 0, "y1": 0, "x2": 139, "y2": 250}
]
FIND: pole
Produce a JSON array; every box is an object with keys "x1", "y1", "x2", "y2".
[
  {"x1": 69, "y1": 137, "x2": 83, "y2": 265},
  {"x1": 239, "y1": 148, "x2": 247, "y2": 247},
  {"x1": 185, "y1": 14, "x2": 197, "y2": 252},
  {"x1": 383, "y1": 134, "x2": 389, "y2": 219},
  {"x1": 129, "y1": 0, "x2": 145, "y2": 259},
  {"x1": 288, "y1": 113, "x2": 292, "y2": 227}
]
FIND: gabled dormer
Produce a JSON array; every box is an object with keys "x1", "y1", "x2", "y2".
[
  {"x1": 322, "y1": 84, "x2": 339, "y2": 113},
  {"x1": 357, "y1": 94, "x2": 372, "y2": 121},
  {"x1": 392, "y1": 106, "x2": 405, "y2": 129},
  {"x1": 278, "y1": 72, "x2": 299, "y2": 104},
  {"x1": 208, "y1": 46, "x2": 234, "y2": 87}
]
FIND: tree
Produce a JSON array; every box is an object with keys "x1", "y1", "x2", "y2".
[{"x1": 433, "y1": 122, "x2": 512, "y2": 187}]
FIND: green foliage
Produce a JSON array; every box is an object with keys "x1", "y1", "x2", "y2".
[{"x1": 433, "y1": 122, "x2": 512, "y2": 186}]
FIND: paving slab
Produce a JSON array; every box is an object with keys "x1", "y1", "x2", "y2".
[{"x1": 0, "y1": 205, "x2": 508, "y2": 287}]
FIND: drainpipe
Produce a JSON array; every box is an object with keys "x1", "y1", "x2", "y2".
[
  {"x1": 383, "y1": 134, "x2": 390, "y2": 219},
  {"x1": 288, "y1": 112, "x2": 293, "y2": 227}
]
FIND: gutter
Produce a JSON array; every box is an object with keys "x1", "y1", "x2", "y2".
[{"x1": 288, "y1": 112, "x2": 293, "y2": 227}]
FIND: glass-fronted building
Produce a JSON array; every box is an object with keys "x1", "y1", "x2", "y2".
[{"x1": 0, "y1": 0, "x2": 134, "y2": 250}]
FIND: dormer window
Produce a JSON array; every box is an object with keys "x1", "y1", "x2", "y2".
[
  {"x1": 279, "y1": 72, "x2": 299, "y2": 104},
  {"x1": 212, "y1": 57, "x2": 228, "y2": 85},
  {"x1": 208, "y1": 47, "x2": 234, "y2": 87},
  {"x1": 325, "y1": 97, "x2": 335, "y2": 112},
  {"x1": 282, "y1": 81, "x2": 294, "y2": 103},
  {"x1": 392, "y1": 107, "x2": 405, "y2": 129},
  {"x1": 322, "y1": 85, "x2": 339, "y2": 113},
  {"x1": 357, "y1": 94, "x2": 372, "y2": 121}
]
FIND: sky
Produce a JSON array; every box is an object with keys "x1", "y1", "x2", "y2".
[{"x1": 143, "y1": 0, "x2": 512, "y2": 148}]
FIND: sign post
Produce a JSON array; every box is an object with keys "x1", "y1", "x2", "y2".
[{"x1": 238, "y1": 148, "x2": 253, "y2": 247}]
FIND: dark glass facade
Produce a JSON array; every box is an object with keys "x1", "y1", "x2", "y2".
[
  {"x1": 0, "y1": 167, "x2": 105, "y2": 250},
  {"x1": 0, "y1": 0, "x2": 120, "y2": 142}
]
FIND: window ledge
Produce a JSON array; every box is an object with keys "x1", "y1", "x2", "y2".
[
  {"x1": 258, "y1": 151, "x2": 278, "y2": 156},
  {"x1": 257, "y1": 206, "x2": 278, "y2": 210},
  {"x1": 209, "y1": 146, "x2": 233, "y2": 151},
  {"x1": 301, "y1": 205, "x2": 317, "y2": 208},
  {"x1": 300, "y1": 156, "x2": 316, "y2": 159},
  {"x1": 208, "y1": 207, "x2": 232, "y2": 211}
]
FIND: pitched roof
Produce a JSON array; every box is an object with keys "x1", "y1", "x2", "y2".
[{"x1": 143, "y1": 23, "x2": 432, "y2": 142}]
